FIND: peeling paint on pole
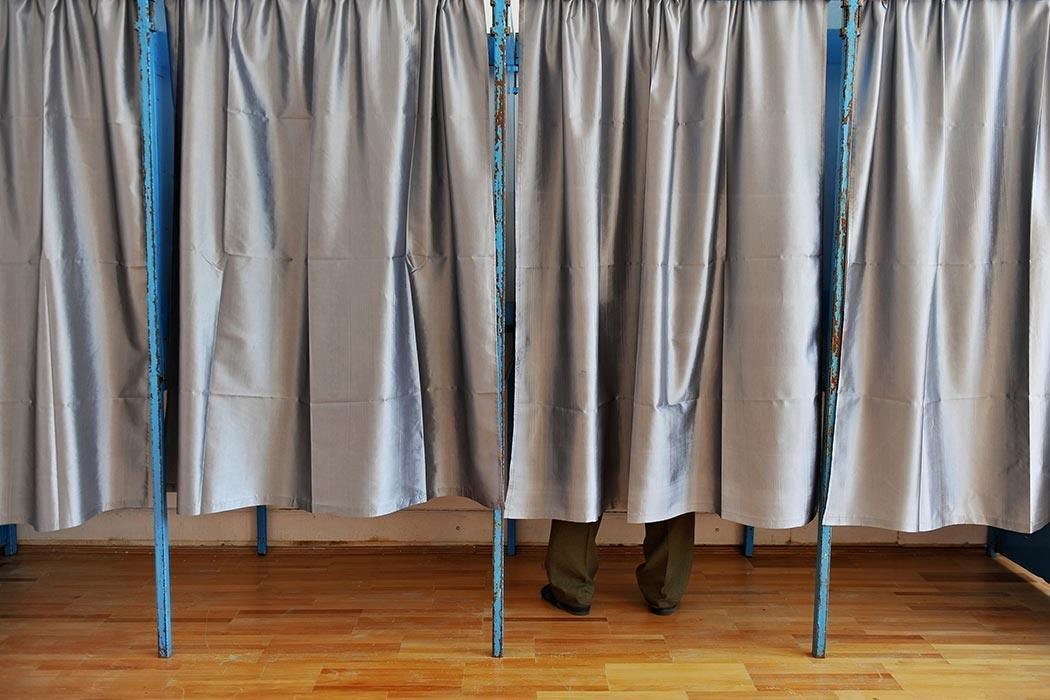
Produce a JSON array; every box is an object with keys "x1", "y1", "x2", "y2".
[
  {"x1": 136, "y1": 0, "x2": 173, "y2": 659},
  {"x1": 490, "y1": 0, "x2": 509, "y2": 661},
  {"x1": 813, "y1": 0, "x2": 862, "y2": 661}
]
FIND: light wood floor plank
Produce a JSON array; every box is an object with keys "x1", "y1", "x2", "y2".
[{"x1": 2, "y1": 545, "x2": 1049, "y2": 697}]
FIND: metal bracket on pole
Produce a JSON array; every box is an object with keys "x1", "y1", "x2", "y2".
[
  {"x1": 490, "y1": 0, "x2": 510, "y2": 660},
  {"x1": 137, "y1": 0, "x2": 173, "y2": 659},
  {"x1": 812, "y1": 0, "x2": 861, "y2": 661},
  {"x1": 488, "y1": 32, "x2": 519, "y2": 95}
]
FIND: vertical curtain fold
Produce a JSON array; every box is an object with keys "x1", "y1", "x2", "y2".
[
  {"x1": 507, "y1": 0, "x2": 826, "y2": 525},
  {"x1": 0, "y1": 0, "x2": 150, "y2": 532},
  {"x1": 826, "y1": 0, "x2": 1050, "y2": 533},
  {"x1": 167, "y1": 0, "x2": 500, "y2": 516}
]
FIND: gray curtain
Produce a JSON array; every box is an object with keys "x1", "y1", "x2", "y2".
[
  {"x1": 0, "y1": 0, "x2": 151, "y2": 531},
  {"x1": 506, "y1": 0, "x2": 827, "y2": 525},
  {"x1": 826, "y1": 0, "x2": 1050, "y2": 533},
  {"x1": 167, "y1": 0, "x2": 500, "y2": 516}
]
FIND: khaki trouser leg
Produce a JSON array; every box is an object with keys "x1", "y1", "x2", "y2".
[
  {"x1": 635, "y1": 512, "x2": 695, "y2": 610},
  {"x1": 545, "y1": 516, "x2": 603, "y2": 608}
]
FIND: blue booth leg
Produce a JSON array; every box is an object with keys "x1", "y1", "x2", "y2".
[
  {"x1": 986, "y1": 527, "x2": 999, "y2": 558},
  {"x1": 256, "y1": 506, "x2": 268, "y2": 556},
  {"x1": 742, "y1": 526, "x2": 755, "y2": 558},
  {"x1": 2, "y1": 525, "x2": 15, "y2": 556},
  {"x1": 492, "y1": 508, "x2": 505, "y2": 658},
  {"x1": 812, "y1": 524, "x2": 832, "y2": 658},
  {"x1": 507, "y1": 518, "x2": 517, "y2": 557}
]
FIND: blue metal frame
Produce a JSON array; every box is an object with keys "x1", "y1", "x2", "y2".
[
  {"x1": 812, "y1": 0, "x2": 860, "y2": 660},
  {"x1": 490, "y1": 0, "x2": 510, "y2": 660},
  {"x1": 742, "y1": 526, "x2": 755, "y2": 558},
  {"x1": 136, "y1": 0, "x2": 173, "y2": 659},
  {"x1": 256, "y1": 506, "x2": 268, "y2": 556}
]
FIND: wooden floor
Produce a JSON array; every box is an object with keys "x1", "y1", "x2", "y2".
[{"x1": 2, "y1": 545, "x2": 1050, "y2": 698}]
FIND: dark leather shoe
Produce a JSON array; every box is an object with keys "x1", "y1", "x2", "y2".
[
  {"x1": 647, "y1": 603, "x2": 679, "y2": 616},
  {"x1": 540, "y1": 584, "x2": 591, "y2": 616}
]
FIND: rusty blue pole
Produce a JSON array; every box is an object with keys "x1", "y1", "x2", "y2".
[
  {"x1": 742, "y1": 526, "x2": 754, "y2": 558},
  {"x1": 813, "y1": 0, "x2": 861, "y2": 660},
  {"x1": 137, "y1": 0, "x2": 173, "y2": 658},
  {"x1": 256, "y1": 506, "x2": 268, "y2": 555},
  {"x1": 490, "y1": 0, "x2": 510, "y2": 660}
]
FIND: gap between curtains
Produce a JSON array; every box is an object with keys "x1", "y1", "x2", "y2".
[{"x1": 506, "y1": 0, "x2": 827, "y2": 525}]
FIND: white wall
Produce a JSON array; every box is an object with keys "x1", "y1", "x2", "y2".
[{"x1": 15, "y1": 496, "x2": 986, "y2": 546}]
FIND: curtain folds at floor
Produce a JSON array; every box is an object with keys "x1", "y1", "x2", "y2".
[
  {"x1": 506, "y1": 0, "x2": 827, "y2": 525},
  {"x1": 165, "y1": 0, "x2": 500, "y2": 516},
  {"x1": 825, "y1": 0, "x2": 1050, "y2": 533},
  {"x1": 0, "y1": 0, "x2": 151, "y2": 532}
]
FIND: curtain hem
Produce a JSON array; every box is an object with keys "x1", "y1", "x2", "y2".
[
  {"x1": 5, "y1": 497, "x2": 151, "y2": 534},
  {"x1": 178, "y1": 487, "x2": 498, "y2": 519},
  {"x1": 822, "y1": 512, "x2": 1050, "y2": 535}
]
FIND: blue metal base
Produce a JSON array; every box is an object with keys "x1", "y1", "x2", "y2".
[
  {"x1": 742, "y1": 526, "x2": 755, "y2": 558},
  {"x1": 506, "y1": 518, "x2": 517, "y2": 556},
  {"x1": 256, "y1": 506, "x2": 268, "y2": 556},
  {"x1": 1, "y1": 524, "x2": 16, "y2": 556},
  {"x1": 492, "y1": 508, "x2": 505, "y2": 658}
]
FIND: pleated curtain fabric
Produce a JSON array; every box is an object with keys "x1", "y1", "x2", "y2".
[
  {"x1": 0, "y1": 0, "x2": 151, "y2": 532},
  {"x1": 506, "y1": 0, "x2": 827, "y2": 525},
  {"x1": 825, "y1": 0, "x2": 1050, "y2": 533},
  {"x1": 166, "y1": 0, "x2": 500, "y2": 516}
]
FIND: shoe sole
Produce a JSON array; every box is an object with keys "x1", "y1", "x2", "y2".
[{"x1": 648, "y1": 605, "x2": 678, "y2": 616}]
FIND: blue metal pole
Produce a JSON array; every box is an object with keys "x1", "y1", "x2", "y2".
[
  {"x1": 137, "y1": 0, "x2": 173, "y2": 659},
  {"x1": 507, "y1": 518, "x2": 517, "y2": 557},
  {"x1": 813, "y1": 523, "x2": 832, "y2": 657},
  {"x1": 490, "y1": 0, "x2": 509, "y2": 660},
  {"x1": 256, "y1": 506, "x2": 268, "y2": 556},
  {"x1": 492, "y1": 508, "x2": 505, "y2": 657},
  {"x1": 742, "y1": 526, "x2": 754, "y2": 558},
  {"x1": 2, "y1": 525, "x2": 15, "y2": 557},
  {"x1": 813, "y1": 0, "x2": 861, "y2": 660}
]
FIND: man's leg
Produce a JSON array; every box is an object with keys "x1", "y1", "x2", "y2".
[
  {"x1": 635, "y1": 512, "x2": 695, "y2": 614},
  {"x1": 543, "y1": 517, "x2": 603, "y2": 612}
]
